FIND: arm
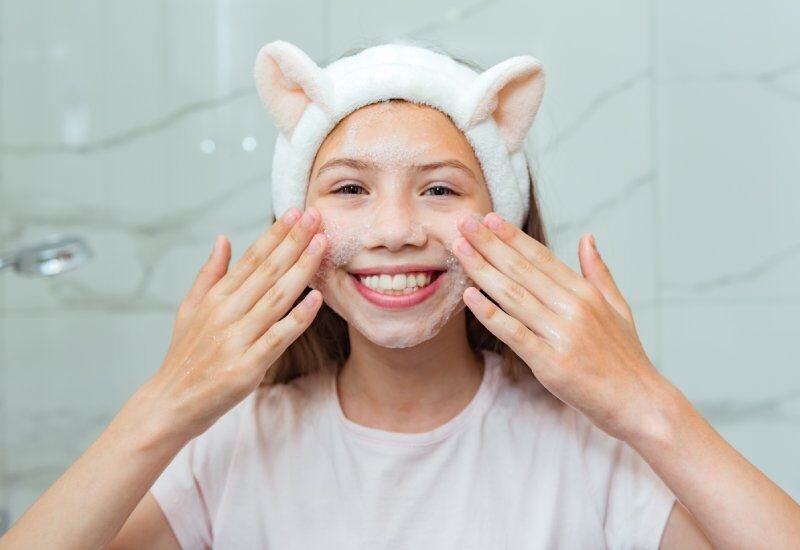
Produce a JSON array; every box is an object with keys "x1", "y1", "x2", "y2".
[
  {"x1": 449, "y1": 213, "x2": 800, "y2": 549},
  {"x1": 630, "y1": 383, "x2": 800, "y2": 550},
  {"x1": 0, "y1": 383, "x2": 186, "y2": 550},
  {"x1": 660, "y1": 501, "x2": 713, "y2": 550},
  {"x1": 1, "y1": 209, "x2": 327, "y2": 549}
]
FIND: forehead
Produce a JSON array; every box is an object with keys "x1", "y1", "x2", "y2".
[{"x1": 311, "y1": 100, "x2": 482, "y2": 173}]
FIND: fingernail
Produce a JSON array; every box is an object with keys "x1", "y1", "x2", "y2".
[
  {"x1": 464, "y1": 287, "x2": 483, "y2": 306},
  {"x1": 282, "y1": 208, "x2": 300, "y2": 226},
  {"x1": 454, "y1": 237, "x2": 475, "y2": 256},
  {"x1": 210, "y1": 235, "x2": 222, "y2": 257},
  {"x1": 301, "y1": 209, "x2": 317, "y2": 229},
  {"x1": 590, "y1": 234, "x2": 597, "y2": 251},
  {"x1": 307, "y1": 234, "x2": 324, "y2": 254},
  {"x1": 304, "y1": 291, "x2": 320, "y2": 310},
  {"x1": 461, "y1": 215, "x2": 479, "y2": 233},
  {"x1": 484, "y1": 213, "x2": 502, "y2": 231}
]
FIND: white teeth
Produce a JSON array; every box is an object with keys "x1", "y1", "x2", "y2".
[{"x1": 357, "y1": 272, "x2": 438, "y2": 294}]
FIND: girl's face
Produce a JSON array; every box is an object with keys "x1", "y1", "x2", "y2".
[{"x1": 305, "y1": 100, "x2": 493, "y2": 348}]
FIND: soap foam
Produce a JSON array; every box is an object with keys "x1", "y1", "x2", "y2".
[{"x1": 309, "y1": 206, "x2": 479, "y2": 350}]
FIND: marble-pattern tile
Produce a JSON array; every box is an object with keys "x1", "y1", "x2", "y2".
[{"x1": 1, "y1": 0, "x2": 799, "y2": 529}]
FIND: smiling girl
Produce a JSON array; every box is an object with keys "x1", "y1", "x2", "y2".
[{"x1": 3, "y1": 41, "x2": 798, "y2": 550}]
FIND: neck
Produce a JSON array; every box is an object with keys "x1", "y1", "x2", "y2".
[{"x1": 337, "y1": 309, "x2": 485, "y2": 433}]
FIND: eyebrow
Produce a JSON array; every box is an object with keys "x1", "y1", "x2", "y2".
[{"x1": 315, "y1": 157, "x2": 478, "y2": 181}]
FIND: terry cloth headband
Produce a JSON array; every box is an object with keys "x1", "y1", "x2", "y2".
[{"x1": 253, "y1": 40, "x2": 546, "y2": 228}]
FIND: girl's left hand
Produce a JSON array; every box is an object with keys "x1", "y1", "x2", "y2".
[{"x1": 452, "y1": 212, "x2": 677, "y2": 445}]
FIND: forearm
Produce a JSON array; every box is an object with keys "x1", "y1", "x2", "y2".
[
  {"x1": 0, "y1": 381, "x2": 187, "y2": 550},
  {"x1": 628, "y1": 381, "x2": 800, "y2": 550}
]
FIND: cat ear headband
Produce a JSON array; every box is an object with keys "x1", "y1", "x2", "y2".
[{"x1": 253, "y1": 40, "x2": 545, "y2": 228}]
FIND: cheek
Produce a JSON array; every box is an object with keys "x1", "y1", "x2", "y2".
[{"x1": 308, "y1": 209, "x2": 370, "y2": 291}]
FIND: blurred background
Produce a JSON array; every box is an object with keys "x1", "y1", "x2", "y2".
[{"x1": 1, "y1": 0, "x2": 799, "y2": 530}]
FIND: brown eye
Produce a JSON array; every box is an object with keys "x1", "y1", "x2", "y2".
[
  {"x1": 334, "y1": 183, "x2": 367, "y2": 195},
  {"x1": 423, "y1": 185, "x2": 457, "y2": 196}
]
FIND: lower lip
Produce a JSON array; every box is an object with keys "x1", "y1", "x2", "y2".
[{"x1": 350, "y1": 273, "x2": 445, "y2": 309}]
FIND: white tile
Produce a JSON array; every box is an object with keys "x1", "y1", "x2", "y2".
[
  {"x1": 656, "y1": 0, "x2": 800, "y2": 77},
  {"x1": 661, "y1": 304, "x2": 800, "y2": 498}
]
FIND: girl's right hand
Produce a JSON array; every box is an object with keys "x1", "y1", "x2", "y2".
[{"x1": 144, "y1": 207, "x2": 327, "y2": 443}]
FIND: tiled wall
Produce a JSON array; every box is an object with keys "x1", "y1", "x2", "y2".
[{"x1": 1, "y1": 0, "x2": 798, "y2": 526}]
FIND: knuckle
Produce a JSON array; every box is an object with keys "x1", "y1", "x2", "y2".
[
  {"x1": 575, "y1": 281, "x2": 602, "y2": 303},
  {"x1": 571, "y1": 297, "x2": 594, "y2": 320},
  {"x1": 290, "y1": 302, "x2": 308, "y2": 325},
  {"x1": 532, "y1": 246, "x2": 554, "y2": 266},
  {"x1": 508, "y1": 319, "x2": 529, "y2": 346},
  {"x1": 264, "y1": 283, "x2": 286, "y2": 305},
  {"x1": 511, "y1": 255, "x2": 535, "y2": 278},
  {"x1": 472, "y1": 255, "x2": 489, "y2": 274},
  {"x1": 258, "y1": 258, "x2": 282, "y2": 282},
  {"x1": 241, "y1": 247, "x2": 261, "y2": 269},
  {"x1": 481, "y1": 300, "x2": 497, "y2": 321},
  {"x1": 262, "y1": 326, "x2": 285, "y2": 352},
  {"x1": 288, "y1": 227, "x2": 306, "y2": 246},
  {"x1": 502, "y1": 281, "x2": 528, "y2": 303}
]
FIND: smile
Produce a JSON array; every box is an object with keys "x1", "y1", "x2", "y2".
[{"x1": 348, "y1": 267, "x2": 445, "y2": 309}]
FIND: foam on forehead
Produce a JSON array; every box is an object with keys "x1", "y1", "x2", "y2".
[{"x1": 334, "y1": 101, "x2": 443, "y2": 171}]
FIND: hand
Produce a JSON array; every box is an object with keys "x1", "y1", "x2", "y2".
[
  {"x1": 147, "y1": 207, "x2": 328, "y2": 443},
  {"x1": 452, "y1": 212, "x2": 675, "y2": 443}
]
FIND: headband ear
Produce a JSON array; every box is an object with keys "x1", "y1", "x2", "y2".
[
  {"x1": 253, "y1": 40, "x2": 333, "y2": 139},
  {"x1": 463, "y1": 56, "x2": 545, "y2": 153}
]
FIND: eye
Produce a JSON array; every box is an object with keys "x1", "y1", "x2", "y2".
[
  {"x1": 423, "y1": 185, "x2": 458, "y2": 197},
  {"x1": 333, "y1": 183, "x2": 368, "y2": 195}
]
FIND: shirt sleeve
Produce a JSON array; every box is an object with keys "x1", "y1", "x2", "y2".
[
  {"x1": 149, "y1": 436, "x2": 213, "y2": 550},
  {"x1": 148, "y1": 392, "x2": 252, "y2": 549},
  {"x1": 575, "y1": 411, "x2": 677, "y2": 550},
  {"x1": 603, "y1": 439, "x2": 677, "y2": 549}
]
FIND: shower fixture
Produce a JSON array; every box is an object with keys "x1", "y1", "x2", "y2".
[{"x1": 0, "y1": 234, "x2": 93, "y2": 277}]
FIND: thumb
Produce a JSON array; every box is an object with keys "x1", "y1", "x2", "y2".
[
  {"x1": 578, "y1": 233, "x2": 633, "y2": 322},
  {"x1": 179, "y1": 235, "x2": 231, "y2": 318}
]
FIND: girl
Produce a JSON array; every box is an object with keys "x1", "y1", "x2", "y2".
[{"x1": 2, "y1": 41, "x2": 798, "y2": 549}]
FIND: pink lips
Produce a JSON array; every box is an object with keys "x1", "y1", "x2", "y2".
[{"x1": 349, "y1": 272, "x2": 445, "y2": 309}]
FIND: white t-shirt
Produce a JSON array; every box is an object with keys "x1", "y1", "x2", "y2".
[{"x1": 150, "y1": 350, "x2": 677, "y2": 549}]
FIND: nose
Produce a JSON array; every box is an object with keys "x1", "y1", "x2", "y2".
[{"x1": 363, "y1": 196, "x2": 427, "y2": 251}]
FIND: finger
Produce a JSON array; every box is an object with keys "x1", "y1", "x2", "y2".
[
  {"x1": 458, "y1": 213, "x2": 572, "y2": 311},
  {"x1": 463, "y1": 286, "x2": 556, "y2": 368},
  {"x1": 237, "y1": 233, "x2": 327, "y2": 343},
  {"x1": 481, "y1": 212, "x2": 588, "y2": 293},
  {"x1": 178, "y1": 235, "x2": 231, "y2": 322},
  {"x1": 243, "y1": 289, "x2": 323, "y2": 373},
  {"x1": 214, "y1": 207, "x2": 303, "y2": 295},
  {"x1": 579, "y1": 234, "x2": 634, "y2": 322},
  {"x1": 452, "y1": 236, "x2": 561, "y2": 339},
  {"x1": 229, "y1": 208, "x2": 322, "y2": 315}
]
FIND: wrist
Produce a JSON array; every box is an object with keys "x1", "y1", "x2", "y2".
[
  {"x1": 113, "y1": 380, "x2": 191, "y2": 459},
  {"x1": 624, "y1": 375, "x2": 690, "y2": 455}
]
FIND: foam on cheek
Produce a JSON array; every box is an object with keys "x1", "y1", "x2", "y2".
[
  {"x1": 349, "y1": 216, "x2": 476, "y2": 350},
  {"x1": 309, "y1": 215, "x2": 365, "y2": 289}
]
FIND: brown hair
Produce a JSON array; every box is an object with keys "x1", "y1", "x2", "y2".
[{"x1": 260, "y1": 44, "x2": 549, "y2": 387}]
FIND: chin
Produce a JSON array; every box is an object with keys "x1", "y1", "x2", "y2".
[{"x1": 349, "y1": 317, "x2": 445, "y2": 349}]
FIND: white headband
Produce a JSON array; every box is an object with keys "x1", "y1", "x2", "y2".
[{"x1": 253, "y1": 40, "x2": 545, "y2": 228}]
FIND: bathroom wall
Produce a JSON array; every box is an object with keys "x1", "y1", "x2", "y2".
[{"x1": 1, "y1": 0, "x2": 799, "y2": 528}]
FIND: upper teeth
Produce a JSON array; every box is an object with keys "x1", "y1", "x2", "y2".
[{"x1": 358, "y1": 272, "x2": 435, "y2": 294}]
